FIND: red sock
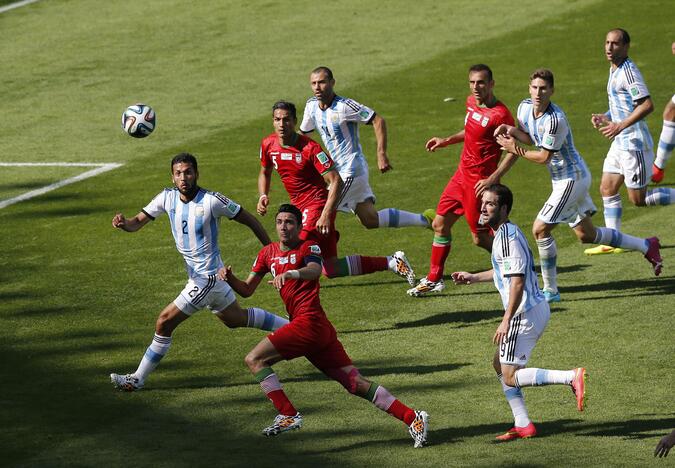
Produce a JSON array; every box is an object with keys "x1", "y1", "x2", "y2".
[
  {"x1": 267, "y1": 389, "x2": 297, "y2": 416},
  {"x1": 428, "y1": 243, "x2": 451, "y2": 282},
  {"x1": 356, "y1": 255, "x2": 388, "y2": 274},
  {"x1": 387, "y1": 399, "x2": 416, "y2": 425}
]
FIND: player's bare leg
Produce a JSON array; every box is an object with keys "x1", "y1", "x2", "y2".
[
  {"x1": 408, "y1": 212, "x2": 460, "y2": 296},
  {"x1": 110, "y1": 303, "x2": 189, "y2": 391},
  {"x1": 355, "y1": 198, "x2": 430, "y2": 230},
  {"x1": 533, "y1": 220, "x2": 560, "y2": 303}
]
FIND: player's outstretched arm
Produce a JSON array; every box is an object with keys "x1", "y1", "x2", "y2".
[
  {"x1": 219, "y1": 266, "x2": 263, "y2": 298},
  {"x1": 655, "y1": 429, "x2": 675, "y2": 458},
  {"x1": 268, "y1": 262, "x2": 322, "y2": 290},
  {"x1": 235, "y1": 208, "x2": 272, "y2": 245},
  {"x1": 257, "y1": 166, "x2": 273, "y2": 216},
  {"x1": 112, "y1": 211, "x2": 151, "y2": 232},
  {"x1": 451, "y1": 269, "x2": 494, "y2": 285},
  {"x1": 370, "y1": 115, "x2": 392, "y2": 173},
  {"x1": 425, "y1": 130, "x2": 465, "y2": 152}
]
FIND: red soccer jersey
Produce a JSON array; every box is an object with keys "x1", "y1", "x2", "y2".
[
  {"x1": 460, "y1": 95, "x2": 515, "y2": 175},
  {"x1": 251, "y1": 240, "x2": 325, "y2": 320},
  {"x1": 260, "y1": 133, "x2": 335, "y2": 210}
]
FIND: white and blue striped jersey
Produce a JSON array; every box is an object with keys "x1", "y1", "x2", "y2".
[
  {"x1": 491, "y1": 221, "x2": 545, "y2": 316},
  {"x1": 300, "y1": 95, "x2": 375, "y2": 178},
  {"x1": 606, "y1": 58, "x2": 653, "y2": 151},
  {"x1": 143, "y1": 188, "x2": 241, "y2": 278},
  {"x1": 517, "y1": 99, "x2": 590, "y2": 181}
]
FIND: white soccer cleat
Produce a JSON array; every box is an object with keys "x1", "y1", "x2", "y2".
[
  {"x1": 262, "y1": 413, "x2": 303, "y2": 437},
  {"x1": 409, "y1": 410, "x2": 429, "y2": 448},
  {"x1": 407, "y1": 277, "x2": 445, "y2": 297},
  {"x1": 110, "y1": 373, "x2": 143, "y2": 392},
  {"x1": 392, "y1": 251, "x2": 416, "y2": 286}
]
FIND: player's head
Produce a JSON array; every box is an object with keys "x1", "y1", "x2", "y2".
[
  {"x1": 481, "y1": 184, "x2": 512, "y2": 228},
  {"x1": 605, "y1": 29, "x2": 630, "y2": 63},
  {"x1": 275, "y1": 204, "x2": 303, "y2": 244},
  {"x1": 272, "y1": 101, "x2": 297, "y2": 142},
  {"x1": 528, "y1": 68, "x2": 554, "y2": 109},
  {"x1": 170, "y1": 152, "x2": 199, "y2": 198},
  {"x1": 468, "y1": 64, "x2": 494, "y2": 105},
  {"x1": 310, "y1": 66, "x2": 336, "y2": 102}
]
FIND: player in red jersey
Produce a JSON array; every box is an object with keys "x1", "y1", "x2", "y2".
[
  {"x1": 221, "y1": 204, "x2": 429, "y2": 447},
  {"x1": 257, "y1": 101, "x2": 415, "y2": 284},
  {"x1": 408, "y1": 64, "x2": 518, "y2": 297}
]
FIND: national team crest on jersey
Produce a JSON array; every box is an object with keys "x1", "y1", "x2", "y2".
[
  {"x1": 295, "y1": 153, "x2": 302, "y2": 163},
  {"x1": 195, "y1": 206, "x2": 204, "y2": 217},
  {"x1": 290, "y1": 254, "x2": 296, "y2": 264},
  {"x1": 481, "y1": 116, "x2": 489, "y2": 127}
]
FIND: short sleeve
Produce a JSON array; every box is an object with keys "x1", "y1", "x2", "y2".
[
  {"x1": 211, "y1": 192, "x2": 241, "y2": 219},
  {"x1": 260, "y1": 140, "x2": 272, "y2": 168},
  {"x1": 341, "y1": 98, "x2": 375, "y2": 124},
  {"x1": 625, "y1": 65, "x2": 650, "y2": 102},
  {"x1": 310, "y1": 144, "x2": 335, "y2": 175},
  {"x1": 251, "y1": 247, "x2": 270, "y2": 275},
  {"x1": 541, "y1": 113, "x2": 568, "y2": 152},
  {"x1": 142, "y1": 190, "x2": 168, "y2": 220},
  {"x1": 500, "y1": 236, "x2": 528, "y2": 277},
  {"x1": 300, "y1": 101, "x2": 316, "y2": 133},
  {"x1": 303, "y1": 242, "x2": 323, "y2": 266}
]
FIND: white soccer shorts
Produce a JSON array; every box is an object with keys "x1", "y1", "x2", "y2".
[
  {"x1": 335, "y1": 172, "x2": 376, "y2": 213},
  {"x1": 174, "y1": 275, "x2": 236, "y2": 315},
  {"x1": 537, "y1": 173, "x2": 597, "y2": 227},
  {"x1": 603, "y1": 145, "x2": 654, "y2": 189},
  {"x1": 499, "y1": 301, "x2": 551, "y2": 367}
]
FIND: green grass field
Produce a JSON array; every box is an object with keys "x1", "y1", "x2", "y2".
[{"x1": 1, "y1": 0, "x2": 674, "y2": 466}]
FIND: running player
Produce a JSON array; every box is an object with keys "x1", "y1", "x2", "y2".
[
  {"x1": 221, "y1": 204, "x2": 429, "y2": 447},
  {"x1": 299, "y1": 66, "x2": 433, "y2": 230},
  {"x1": 110, "y1": 153, "x2": 288, "y2": 391},
  {"x1": 451, "y1": 184, "x2": 586, "y2": 441},
  {"x1": 652, "y1": 42, "x2": 675, "y2": 183},
  {"x1": 258, "y1": 101, "x2": 415, "y2": 284},
  {"x1": 495, "y1": 69, "x2": 662, "y2": 302},
  {"x1": 587, "y1": 29, "x2": 675, "y2": 255},
  {"x1": 408, "y1": 64, "x2": 518, "y2": 296}
]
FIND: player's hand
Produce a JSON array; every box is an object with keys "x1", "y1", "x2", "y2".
[
  {"x1": 591, "y1": 113, "x2": 609, "y2": 129},
  {"x1": 425, "y1": 137, "x2": 445, "y2": 152},
  {"x1": 256, "y1": 194, "x2": 269, "y2": 216},
  {"x1": 493, "y1": 318, "x2": 510, "y2": 344},
  {"x1": 217, "y1": 266, "x2": 233, "y2": 282},
  {"x1": 378, "y1": 153, "x2": 393, "y2": 173},
  {"x1": 268, "y1": 272, "x2": 290, "y2": 290},
  {"x1": 493, "y1": 124, "x2": 514, "y2": 137},
  {"x1": 474, "y1": 175, "x2": 497, "y2": 197},
  {"x1": 496, "y1": 134, "x2": 517, "y2": 153},
  {"x1": 655, "y1": 430, "x2": 675, "y2": 458},
  {"x1": 316, "y1": 214, "x2": 331, "y2": 236},
  {"x1": 598, "y1": 120, "x2": 624, "y2": 139},
  {"x1": 112, "y1": 213, "x2": 126, "y2": 229},
  {"x1": 451, "y1": 271, "x2": 475, "y2": 285}
]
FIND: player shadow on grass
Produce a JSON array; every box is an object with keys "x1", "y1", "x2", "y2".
[
  {"x1": 560, "y1": 276, "x2": 675, "y2": 301},
  {"x1": 341, "y1": 309, "x2": 506, "y2": 334}
]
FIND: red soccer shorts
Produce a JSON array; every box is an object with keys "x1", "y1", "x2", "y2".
[
  {"x1": 436, "y1": 168, "x2": 490, "y2": 234},
  {"x1": 268, "y1": 313, "x2": 352, "y2": 370},
  {"x1": 299, "y1": 204, "x2": 339, "y2": 259}
]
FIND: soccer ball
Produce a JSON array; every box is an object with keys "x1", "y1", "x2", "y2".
[{"x1": 121, "y1": 104, "x2": 156, "y2": 138}]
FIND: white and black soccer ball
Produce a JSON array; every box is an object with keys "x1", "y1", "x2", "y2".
[{"x1": 121, "y1": 103, "x2": 156, "y2": 138}]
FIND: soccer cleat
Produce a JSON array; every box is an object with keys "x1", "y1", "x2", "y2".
[
  {"x1": 407, "y1": 277, "x2": 445, "y2": 297},
  {"x1": 583, "y1": 245, "x2": 626, "y2": 255},
  {"x1": 651, "y1": 164, "x2": 665, "y2": 183},
  {"x1": 110, "y1": 373, "x2": 143, "y2": 392},
  {"x1": 392, "y1": 251, "x2": 416, "y2": 286},
  {"x1": 644, "y1": 237, "x2": 663, "y2": 276},
  {"x1": 571, "y1": 367, "x2": 586, "y2": 412},
  {"x1": 262, "y1": 413, "x2": 303, "y2": 437},
  {"x1": 542, "y1": 289, "x2": 561, "y2": 303},
  {"x1": 408, "y1": 410, "x2": 429, "y2": 448},
  {"x1": 422, "y1": 209, "x2": 436, "y2": 229},
  {"x1": 495, "y1": 422, "x2": 537, "y2": 441}
]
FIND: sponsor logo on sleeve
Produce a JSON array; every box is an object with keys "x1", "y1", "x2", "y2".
[
  {"x1": 503, "y1": 260, "x2": 511, "y2": 272},
  {"x1": 545, "y1": 136, "x2": 554, "y2": 146},
  {"x1": 630, "y1": 85, "x2": 639, "y2": 97},
  {"x1": 310, "y1": 244, "x2": 321, "y2": 254},
  {"x1": 359, "y1": 110, "x2": 370, "y2": 119},
  {"x1": 472, "y1": 111, "x2": 482, "y2": 122},
  {"x1": 317, "y1": 152, "x2": 330, "y2": 167}
]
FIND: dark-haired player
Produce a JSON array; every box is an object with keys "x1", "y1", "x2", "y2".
[{"x1": 221, "y1": 204, "x2": 428, "y2": 447}]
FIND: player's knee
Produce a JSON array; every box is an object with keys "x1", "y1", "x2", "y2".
[
  {"x1": 360, "y1": 214, "x2": 379, "y2": 229},
  {"x1": 431, "y1": 217, "x2": 446, "y2": 233},
  {"x1": 664, "y1": 101, "x2": 675, "y2": 121},
  {"x1": 326, "y1": 367, "x2": 360, "y2": 394},
  {"x1": 502, "y1": 373, "x2": 517, "y2": 387},
  {"x1": 244, "y1": 351, "x2": 262, "y2": 371}
]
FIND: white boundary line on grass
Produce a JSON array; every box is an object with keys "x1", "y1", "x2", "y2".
[
  {"x1": 0, "y1": 0, "x2": 42, "y2": 14},
  {"x1": 0, "y1": 162, "x2": 124, "y2": 209}
]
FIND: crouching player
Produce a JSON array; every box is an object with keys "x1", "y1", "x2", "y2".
[
  {"x1": 221, "y1": 204, "x2": 429, "y2": 447},
  {"x1": 451, "y1": 184, "x2": 586, "y2": 440}
]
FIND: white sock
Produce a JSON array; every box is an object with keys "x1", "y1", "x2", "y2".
[
  {"x1": 646, "y1": 188, "x2": 675, "y2": 206},
  {"x1": 536, "y1": 237, "x2": 557, "y2": 293},
  {"x1": 247, "y1": 307, "x2": 288, "y2": 331},
  {"x1": 134, "y1": 334, "x2": 172, "y2": 383},
  {"x1": 378, "y1": 208, "x2": 428, "y2": 228},
  {"x1": 602, "y1": 194, "x2": 622, "y2": 231},
  {"x1": 655, "y1": 120, "x2": 675, "y2": 169},
  {"x1": 594, "y1": 227, "x2": 648, "y2": 254},
  {"x1": 499, "y1": 374, "x2": 530, "y2": 428},
  {"x1": 515, "y1": 368, "x2": 575, "y2": 387}
]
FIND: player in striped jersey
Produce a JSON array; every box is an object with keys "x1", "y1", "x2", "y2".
[
  {"x1": 109, "y1": 153, "x2": 288, "y2": 392},
  {"x1": 452, "y1": 184, "x2": 586, "y2": 441},
  {"x1": 587, "y1": 29, "x2": 675, "y2": 256},
  {"x1": 300, "y1": 66, "x2": 433, "y2": 231},
  {"x1": 652, "y1": 42, "x2": 675, "y2": 183},
  {"x1": 495, "y1": 69, "x2": 662, "y2": 302}
]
